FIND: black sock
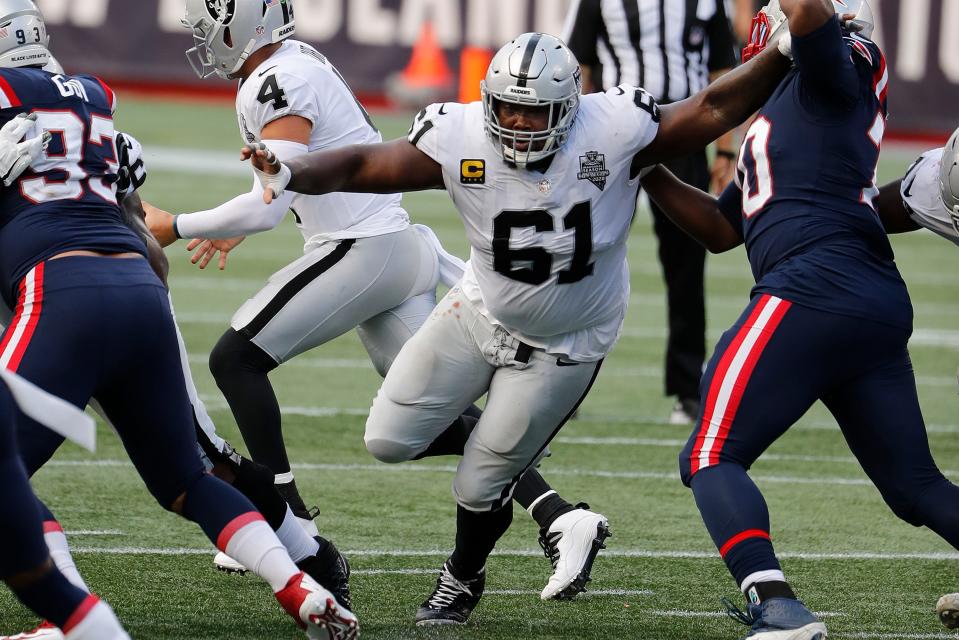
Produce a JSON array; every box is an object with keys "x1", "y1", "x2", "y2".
[
  {"x1": 529, "y1": 491, "x2": 576, "y2": 531},
  {"x1": 745, "y1": 580, "x2": 797, "y2": 604},
  {"x1": 414, "y1": 415, "x2": 478, "y2": 459},
  {"x1": 276, "y1": 479, "x2": 311, "y2": 517},
  {"x1": 449, "y1": 504, "x2": 513, "y2": 579},
  {"x1": 209, "y1": 329, "x2": 289, "y2": 473}
]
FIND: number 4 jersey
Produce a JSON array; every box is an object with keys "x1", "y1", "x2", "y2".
[
  {"x1": 0, "y1": 67, "x2": 144, "y2": 307},
  {"x1": 408, "y1": 86, "x2": 660, "y2": 361}
]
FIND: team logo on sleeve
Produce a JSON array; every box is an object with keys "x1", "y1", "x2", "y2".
[
  {"x1": 577, "y1": 151, "x2": 610, "y2": 191},
  {"x1": 460, "y1": 159, "x2": 486, "y2": 185},
  {"x1": 205, "y1": 0, "x2": 236, "y2": 23}
]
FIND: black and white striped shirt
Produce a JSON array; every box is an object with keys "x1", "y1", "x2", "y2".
[{"x1": 564, "y1": 0, "x2": 737, "y2": 103}]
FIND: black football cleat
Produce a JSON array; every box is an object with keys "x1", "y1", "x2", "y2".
[
  {"x1": 297, "y1": 536, "x2": 352, "y2": 612},
  {"x1": 415, "y1": 561, "x2": 485, "y2": 626}
]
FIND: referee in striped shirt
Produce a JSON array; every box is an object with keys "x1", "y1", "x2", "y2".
[{"x1": 564, "y1": 0, "x2": 739, "y2": 425}]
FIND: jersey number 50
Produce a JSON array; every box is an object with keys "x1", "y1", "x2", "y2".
[
  {"x1": 20, "y1": 110, "x2": 118, "y2": 205},
  {"x1": 492, "y1": 201, "x2": 594, "y2": 285}
]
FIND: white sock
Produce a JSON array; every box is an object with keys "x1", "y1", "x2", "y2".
[
  {"x1": 43, "y1": 523, "x2": 89, "y2": 593},
  {"x1": 219, "y1": 513, "x2": 299, "y2": 592},
  {"x1": 740, "y1": 569, "x2": 787, "y2": 594},
  {"x1": 276, "y1": 506, "x2": 320, "y2": 563}
]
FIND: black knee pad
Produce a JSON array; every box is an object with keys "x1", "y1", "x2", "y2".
[
  {"x1": 209, "y1": 328, "x2": 278, "y2": 382},
  {"x1": 231, "y1": 457, "x2": 287, "y2": 530}
]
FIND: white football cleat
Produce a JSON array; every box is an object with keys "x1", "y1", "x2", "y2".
[
  {"x1": 0, "y1": 621, "x2": 63, "y2": 640},
  {"x1": 214, "y1": 551, "x2": 248, "y2": 574},
  {"x1": 539, "y1": 505, "x2": 611, "y2": 600},
  {"x1": 63, "y1": 597, "x2": 130, "y2": 640},
  {"x1": 275, "y1": 572, "x2": 359, "y2": 640},
  {"x1": 937, "y1": 593, "x2": 959, "y2": 629}
]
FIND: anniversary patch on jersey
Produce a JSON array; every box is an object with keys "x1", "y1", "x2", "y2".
[
  {"x1": 577, "y1": 151, "x2": 610, "y2": 191},
  {"x1": 460, "y1": 159, "x2": 486, "y2": 185},
  {"x1": 205, "y1": 0, "x2": 235, "y2": 24}
]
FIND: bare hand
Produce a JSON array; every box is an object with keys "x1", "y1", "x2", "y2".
[
  {"x1": 186, "y1": 236, "x2": 246, "y2": 270},
  {"x1": 710, "y1": 155, "x2": 737, "y2": 195},
  {"x1": 142, "y1": 200, "x2": 178, "y2": 247}
]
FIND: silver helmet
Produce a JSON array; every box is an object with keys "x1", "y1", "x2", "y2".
[
  {"x1": 940, "y1": 126, "x2": 959, "y2": 218},
  {"x1": 182, "y1": 0, "x2": 296, "y2": 80},
  {"x1": 481, "y1": 33, "x2": 581, "y2": 167},
  {"x1": 832, "y1": 0, "x2": 875, "y2": 39},
  {"x1": 0, "y1": 0, "x2": 50, "y2": 69}
]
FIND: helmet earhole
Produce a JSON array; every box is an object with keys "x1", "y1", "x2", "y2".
[{"x1": 223, "y1": 27, "x2": 233, "y2": 47}]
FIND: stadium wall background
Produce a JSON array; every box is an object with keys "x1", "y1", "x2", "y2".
[{"x1": 36, "y1": 0, "x2": 959, "y2": 137}]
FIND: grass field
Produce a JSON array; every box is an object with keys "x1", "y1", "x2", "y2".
[{"x1": 1, "y1": 97, "x2": 958, "y2": 639}]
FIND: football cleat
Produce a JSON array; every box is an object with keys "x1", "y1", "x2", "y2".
[
  {"x1": 298, "y1": 536, "x2": 352, "y2": 612},
  {"x1": 213, "y1": 551, "x2": 248, "y2": 574},
  {"x1": 214, "y1": 508, "x2": 321, "y2": 575},
  {"x1": 669, "y1": 397, "x2": 701, "y2": 426},
  {"x1": 725, "y1": 597, "x2": 827, "y2": 639},
  {"x1": 0, "y1": 621, "x2": 63, "y2": 640},
  {"x1": 539, "y1": 504, "x2": 611, "y2": 600},
  {"x1": 415, "y1": 561, "x2": 485, "y2": 626},
  {"x1": 274, "y1": 572, "x2": 359, "y2": 640},
  {"x1": 63, "y1": 597, "x2": 130, "y2": 640},
  {"x1": 937, "y1": 593, "x2": 959, "y2": 629}
]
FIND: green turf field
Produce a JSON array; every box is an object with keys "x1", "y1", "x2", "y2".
[{"x1": 1, "y1": 97, "x2": 957, "y2": 639}]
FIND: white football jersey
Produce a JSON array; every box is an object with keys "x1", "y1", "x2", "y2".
[
  {"x1": 237, "y1": 40, "x2": 409, "y2": 247},
  {"x1": 900, "y1": 148, "x2": 959, "y2": 246},
  {"x1": 408, "y1": 86, "x2": 660, "y2": 361}
]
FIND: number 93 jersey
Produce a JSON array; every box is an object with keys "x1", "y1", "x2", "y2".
[
  {"x1": 236, "y1": 40, "x2": 410, "y2": 246},
  {"x1": 0, "y1": 67, "x2": 144, "y2": 306},
  {"x1": 900, "y1": 148, "x2": 959, "y2": 247},
  {"x1": 408, "y1": 86, "x2": 660, "y2": 361}
]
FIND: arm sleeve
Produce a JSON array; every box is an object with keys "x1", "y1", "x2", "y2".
[
  {"x1": 174, "y1": 139, "x2": 307, "y2": 239},
  {"x1": 717, "y1": 180, "x2": 744, "y2": 237},
  {"x1": 563, "y1": 0, "x2": 603, "y2": 66},
  {"x1": 706, "y1": 0, "x2": 737, "y2": 72},
  {"x1": 791, "y1": 15, "x2": 859, "y2": 108}
]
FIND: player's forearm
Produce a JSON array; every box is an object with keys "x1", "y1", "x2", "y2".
[
  {"x1": 176, "y1": 189, "x2": 292, "y2": 239},
  {"x1": 641, "y1": 166, "x2": 743, "y2": 253},
  {"x1": 696, "y1": 47, "x2": 791, "y2": 137},
  {"x1": 780, "y1": 0, "x2": 834, "y2": 37},
  {"x1": 121, "y1": 192, "x2": 169, "y2": 288},
  {"x1": 285, "y1": 145, "x2": 367, "y2": 195},
  {"x1": 876, "y1": 180, "x2": 920, "y2": 234}
]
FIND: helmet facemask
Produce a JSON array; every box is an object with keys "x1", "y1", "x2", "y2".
[{"x1": 482, "y1": 86, "x2": 578, "y2": 168}]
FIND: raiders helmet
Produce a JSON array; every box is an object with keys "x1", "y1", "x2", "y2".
[
  {"x1": 182, "y1": 0, "x2": 296, "y2": 80},
  {"x1": 481, "y1": 33, "x2": 581, "y2": 168},
  {"x1": 940, "y1": 126, "x2": 959, "y2": 217},
  {"x1": 0, "y1": 0, "x2": 49, "y2": 69}
]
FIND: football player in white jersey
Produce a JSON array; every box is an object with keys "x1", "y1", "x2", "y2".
[
  {"x1": 145, "y1": 0, "x2": 612, "y2": 603},
  {"x1": 244, "y1": 32, "x2": 790, "y2": 624}
]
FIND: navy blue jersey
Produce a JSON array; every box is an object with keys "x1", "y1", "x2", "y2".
[
  {"x1": 0, "y1": 68, "x2": 144, "y2": 306},
  {"x1": 718, "y1": 17, "x2": 912, "y2": 330}
]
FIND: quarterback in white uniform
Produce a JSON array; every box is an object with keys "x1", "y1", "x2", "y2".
[
  {"x1": 147, "y1": 0, "x2": 611, "y2": 603},
  {"x1": 246, "y1": 32, "x2": 790, "y2": 625}
]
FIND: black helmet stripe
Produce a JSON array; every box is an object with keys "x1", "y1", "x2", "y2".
[{"x1": 515, "y1": 33, "x2": 542, "y2": 87}]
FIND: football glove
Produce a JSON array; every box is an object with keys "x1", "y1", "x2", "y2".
[
  {"x1": 0, "y1": 113, "x2": 51, "y2": 187},
  {"x1": 246, "y1": 141, "x2": 292, "y2": 201},
  {"x1": 115, "y1": 131, "x2": 147, "y2": 198}
]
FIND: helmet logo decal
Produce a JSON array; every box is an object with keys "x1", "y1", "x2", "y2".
[{"x1": 205, "y1": 0, "x2": 236, "y2": 24}]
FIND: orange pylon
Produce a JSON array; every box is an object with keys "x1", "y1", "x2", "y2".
[
  {"x1": 458, "y1": 46, "x2": 494, "y2": 103},
  {"x1": 400, "y1": 23, "x2": 453, "y2": 89}
]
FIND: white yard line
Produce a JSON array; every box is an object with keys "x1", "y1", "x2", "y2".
[
  {"x1": 653, "y1": 609, "x2": 845, "y2": 618},
  {"x1": 68, "y1": 547, "x2": 959, "y2": 561},
  {"x1": 840, "y1": 634, "x2": 957, "y2": 639},
  {"x1": 485, "y1": 589, "x2": 652, "y2": 596},
  {"x1": 66, "y1": 530, "x2": 124, "y2": 536}
]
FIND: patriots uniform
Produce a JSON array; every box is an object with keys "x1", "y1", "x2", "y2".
[
  {"x1": 236, "y1": 40, "x2": 409, "y2": 247},
  {"x1": 0, "y1": 68, "x2": 144, "y2": 306},
  {"x1": 407, "y1": 86, "x2": 660, "y2": 361},
  {"x1": 900, "y1": 148, "x2": 959, "y2": 246}
]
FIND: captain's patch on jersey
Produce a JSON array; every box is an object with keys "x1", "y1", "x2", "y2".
[
  {"x1": 460, "y1": 159, "x2": 486, "y2": 185},
  {"x1": 577, "y1": 151, "x2": 610, "y2": 191}
]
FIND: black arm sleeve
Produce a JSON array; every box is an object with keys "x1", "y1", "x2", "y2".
[
  {"x1": 565, "y1": 0, "x2": 603, "y2": 66},
  {"x1": 791, "y1": 15, "x2": 860, "y2": 108},
  {"x1": 706, "y1": 0, "x2": 738, "y2": 72}
]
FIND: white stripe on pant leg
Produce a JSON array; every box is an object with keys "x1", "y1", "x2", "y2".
[
  {"x1": 697, "y1": 296, "x2": 784, "y2": 469},
  {"x1": 0, "y1": 266, "x2": 38, "y2": 369}
]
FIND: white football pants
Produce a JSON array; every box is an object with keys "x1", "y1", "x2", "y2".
[{"x1": 364, "y1": 285, "x2": 603, "y2": 512}]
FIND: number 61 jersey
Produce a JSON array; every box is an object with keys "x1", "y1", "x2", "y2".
[
  {"x1": 408, "y1": 86, "x2": 660, "y2": 362},
  {"x1": 0, "y1": 67, "x2": 144, "y2": 307}
]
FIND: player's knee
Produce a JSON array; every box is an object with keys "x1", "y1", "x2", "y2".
[
  {"x1": 880, "y1": 476, "x2": 951, "y2": 527},
  {"x1": 209, "y1": 329, "x2": 276, "y2": 383},
  {"x1": 452, "y1": 474, "x2": 499, "y2": 512},
  {"x1": 365, "y1": 437, "x2": 418, "y2": 464}
]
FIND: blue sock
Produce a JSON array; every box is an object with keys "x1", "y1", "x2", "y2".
[
  {"x1": 181, "y1": 473, "x2": 259, "y2": 544},
  {"x1": 8, "y1": 566, "x2": 89, "y2": 629},
  {"x1": 691, "y1": 464, "x2": 782, "y2": 588}
]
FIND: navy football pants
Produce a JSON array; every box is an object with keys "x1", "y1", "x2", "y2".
[
  {"x1": 679, "y1": 294, "x2": 959, "y2": 585},
  {"x1": 0, "y1": 257, "x2": 206, "y2": 506}
]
